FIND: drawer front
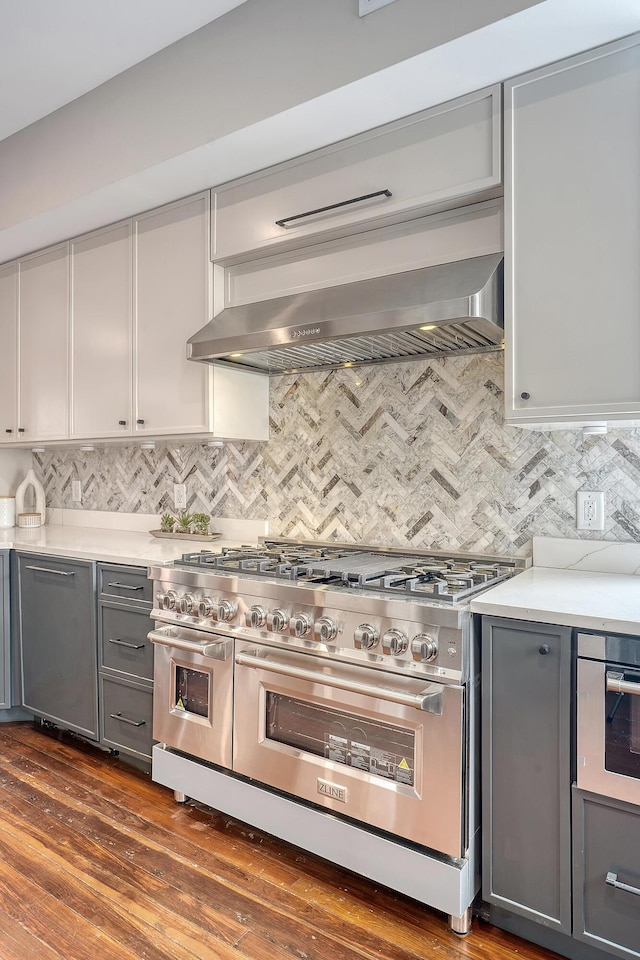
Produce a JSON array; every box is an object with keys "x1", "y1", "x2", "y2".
[
  {"x1": 100, "y1": 675, "x2": 153, "y2": 760},
  {"x1": 99, "y1": 603, "x2": 153, "y2": 682},
  {"x1": 574, "y1": 788, "x2": 640, "y2": 959},
  {"x1": 213, "y1": 86, "x2": 501, "y2": 262},
  {"x1": 98, "y1": 563, "x2": 151, "y2": 605}
]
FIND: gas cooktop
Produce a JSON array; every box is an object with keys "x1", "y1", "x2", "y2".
[{"x1": 174, "y1": 539, "x2": 526, "y2": 604}]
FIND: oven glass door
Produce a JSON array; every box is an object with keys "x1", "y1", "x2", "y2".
[
  {"x1": 150, "y1": 625, "x2": 233, "y2": 768},
  {"x1": 233, "y1": 641, "x2": 465, "y2": 858},
  {"x1": 577, "y1": 658, "x2": 640, "y2": 806},
  {"x1": 605, "y1": 666, "x2": 640, "y2": 780}
]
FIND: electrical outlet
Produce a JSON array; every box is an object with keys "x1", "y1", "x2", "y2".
[
  {"x1": 71, "y1": 480, "x2": 82, "y2": 503},
  {"x1": 359, "y1": 0, "x2": 398, "y2": 15},
  {"x1": 174, "y1": 483, "x2": 187, "y2": 510},
  {"x1": 576, "y1": 491, "x2": 605, "y2": 531}
]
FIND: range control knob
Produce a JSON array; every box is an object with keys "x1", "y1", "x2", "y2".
[
  {"x1": 159, "y1": 590, "x2": 177, "y2": 611},
  {"x1": 290, "y1": 613, "x2": 312, "y2": 638},
  {"x1": 354, "y1": 623, "x2": 379, "y2": 650},
  {"x1": 314, "y1": 617, "x2": 338, "y2": 643},
  {"x1": 266, "y1": 609, "x2": 289, "y2": 633},
  {"x1": 214, "y1": 599, "x2": 237, "y2": 622},
  {"x1": 382, "y1": 629, "x2": 408, "y2": 657},
  {"x1": 245, "y1": 604, "x2": 267, "y2": 629},
  {"x1": 177, "y1": 593, "x2": 196, "y2": 615},
  {"x1": 411, "y1": 634, "x2": 439, "y2": 662},
  {"x1": 197, "y1": 597, "x2": 214, "y2": 618}
]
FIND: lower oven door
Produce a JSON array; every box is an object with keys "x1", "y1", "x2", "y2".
[
  {"x1": 578, "y1": 657, "x2": 640, "y2": 806},
  {"x1": 233, "y1": 641, "x2": 464, "y2": 858},
  {"x1": 149, "y1": 625, "x2": 233, "y2": 768}
]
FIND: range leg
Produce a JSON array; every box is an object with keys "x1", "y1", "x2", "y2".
[
  {"x1": 174, "y1": 790, "x2": 187, "y2": 803},
  {"x1": 448, "y1": 907, "x2": 472, "y2": 936}
]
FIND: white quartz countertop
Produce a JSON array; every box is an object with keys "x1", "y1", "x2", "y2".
[
  {"x1": 0, "y1": 524, "x2": 255, "y2": 568},
  {"x1": 470, "y1": 566, "x2": 640, "y2": 634}
]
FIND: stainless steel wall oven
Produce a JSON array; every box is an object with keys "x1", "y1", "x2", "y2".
[{"x1": 149, "y1": 540, "x2": 526, "y2": 934}]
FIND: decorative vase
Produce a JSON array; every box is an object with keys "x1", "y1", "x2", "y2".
[{"x1": 15, "y1": 469, "x2": 46, "y2": 526}]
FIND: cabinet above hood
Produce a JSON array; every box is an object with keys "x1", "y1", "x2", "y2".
[{"x1": 187, "y1": 252, "x2": 503, "y2": 375}]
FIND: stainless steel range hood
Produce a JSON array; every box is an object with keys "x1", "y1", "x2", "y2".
[{"x1": 187, "y1": 253, "x2": 503, "y2": 375}]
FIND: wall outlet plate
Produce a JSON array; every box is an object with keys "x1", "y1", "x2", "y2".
[
  {"x1": 359, "y1": 0, "x2": 398, "y2": 16},
  {"x1": 576, "y1": 491, "x2": 605, "y2": 531},
  {"x1": 71, "y1": 479, "x2": 82, "y2": 503},
  {"x1": 174, "y1": 483, "x2": 187, "y2": 510}
]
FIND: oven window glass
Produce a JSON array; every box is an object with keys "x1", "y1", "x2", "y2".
[
  {"x1": 266, "y1": 693, "x2": 415, "y2": 786},
  {"x1": 174, "y1": 666, "x2": 209, "y2": 718},
  {"x1": 605, "y1": 667, "x2": 640, "y2": 781}
]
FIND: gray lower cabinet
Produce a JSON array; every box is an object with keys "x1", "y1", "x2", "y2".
[
  {"x1": 482, "y1": 617, "x2": 572, "y2": 933},
  {"x1": 97, "y1": 563, "x2": 153, "y2": 761},
  {"x1": 0, "y1": 551, "x2": 10, "y2": 709},
  {"x1": 573, "y1": 788, "x2": 640, "y2": 960},
  {"x1": 17, "y1": 553, "x2": 98, "y2": 739}
]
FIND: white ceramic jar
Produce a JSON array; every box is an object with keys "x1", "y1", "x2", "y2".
[{"x1": 0, "y1": 496, "x2": 15, "y2": 528}]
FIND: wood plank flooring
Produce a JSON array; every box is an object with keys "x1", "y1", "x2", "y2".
[{"x1": 0, "y1": 722, "x2": 561, "y2": 960}]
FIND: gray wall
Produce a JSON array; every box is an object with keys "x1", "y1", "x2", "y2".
[{"x1": 34, "y1": 353, "x2": 640, "y2": 557}]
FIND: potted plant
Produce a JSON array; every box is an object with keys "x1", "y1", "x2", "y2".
[
  {"x1": 191, "y1": 513, "x2": 211, "y2": 536},
  {"x1": 160, "y1": 513, "x2": 175, "y2": 533},
  {"x1": 175, "y1": 511, "x2": 193, "y2": 534}
]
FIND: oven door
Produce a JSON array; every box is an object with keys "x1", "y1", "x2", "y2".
[
  {"x1": 577, "y1": 657, "x2": 640, "y2": 806},
  {"x1": 149, "y1": 625, "x2": 233, "y2": 768},
  {"x1": 233, "y1": 641, "x2": 465, "y2": 858}
]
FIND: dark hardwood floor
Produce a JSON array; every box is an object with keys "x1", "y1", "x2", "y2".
[{"x1": 0, "y1": 722, "x2": 560, "y2": 960}]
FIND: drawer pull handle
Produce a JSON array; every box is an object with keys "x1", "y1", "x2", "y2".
[
  {"x1": 110, "y1": 713, "x2": 145, "y2": 728},
  {"x1": 606, "y1": 871, "x2": 640, "y2": 897},
  {"x1": 25, "y1": 565, "x2": 75, "y2": 577},
  {"x1": 108, "y1": 638, "x2": 145, "y2": 650},
  {"x1": 275, "y1": 189, "x2": 392, "y2": 228},
  {"x1": 107, "y1": 582, "x2": 144, "y2": 591}
]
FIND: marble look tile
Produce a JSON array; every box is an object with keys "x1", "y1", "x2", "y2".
[{"x1": 33, "y1": 354, "x2": 640, "y2": 557}]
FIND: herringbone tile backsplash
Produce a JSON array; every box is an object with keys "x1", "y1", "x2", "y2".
[{"x1": 34, "y1": 354, "x2": 640, "y2": 556}]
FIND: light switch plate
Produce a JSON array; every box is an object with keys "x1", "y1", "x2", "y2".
[
  {"x1": 576, "y1": 491, "x2": 605, "y2": 531},
  {"x1": 359, "y1": 0, "x2": 398, "y2": 16}
]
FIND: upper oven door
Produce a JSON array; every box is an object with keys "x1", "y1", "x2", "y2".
[
  {"x1": 150, "y1": 625, "x2": 233, "y2": 769},
  {"x1": 233, "y1": 640, "x2": 465, "y2": 858},
  {"x1": 577, "y1": 657, "x2": 640, "y2": 806}
]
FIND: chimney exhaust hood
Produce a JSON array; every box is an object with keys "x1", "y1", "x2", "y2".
[{"x1": 187, "y1": 252, "x2": 503, "y2": 375}]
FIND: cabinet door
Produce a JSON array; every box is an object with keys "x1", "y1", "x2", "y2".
[
  {"x1": 18, "y1": 244, "x2": 69, "y2": 441},
  {"x1": 133, "y1": 193, "x2": 212, "y2": 436},
  {"x1": 17, "y1": 554, "x2": 97, "y2": 740},
  {"x1": 482, "y1": 617, "x2": 572, "y2": 933},
  {"x1": 213, "y1": 86, "x2": 501, "y2": 262},
  {"x1": 71, "y1": 221, "x2": 132, "y2": 439},
  {"x1": 573, "y1": 789, "x2": 640, "y2": 960},
  {"x1": 0, "y1": 263, "x2": 18, "y2": 441},
  {"x1": 0, "y1": 553, "x2": 9, "y2": 710},
  {"x1": 505, "y1": 35, "x2": 640, "y2": 425}
]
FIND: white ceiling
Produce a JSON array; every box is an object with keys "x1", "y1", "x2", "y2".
[{"x1": 0, "y1": 0, "x2": 249, "y2": 141}]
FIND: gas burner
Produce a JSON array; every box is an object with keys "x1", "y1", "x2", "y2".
[{"x1": 175, "y1": 541, "x2": 524, "y2": 603}]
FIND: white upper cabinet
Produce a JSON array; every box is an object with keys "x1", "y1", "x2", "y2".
[
  {"x1": 133, "y1": 193, "x2": 268, "y2": 440},
  {"x1": 505, "y1": 35, "x2": 640, "y2": 427},
  {"x1": 0, "y1": 263, "x2": 18, "y2": 442},
  {"x1": 71, "y1": 221, "x2": 132, "y2": 439},
  {"x1": 18, "y1": 244, "x2": 69, "y2": 442},
  {"x1": 133, "y1": 193, "x2": 213, "y2": 437},
  {"x1": 212, "y1": 86, "x2": 501, "y2": 263}
]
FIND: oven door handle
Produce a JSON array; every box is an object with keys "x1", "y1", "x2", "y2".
[
  {"x1": 148, "y1": 628, "x2": 232, "y2": 662},
  {"x1": 606, "y1": 671, "x2": 640, "y2": 696},
  {"x1": 235, "y1": 650, "x2": 443, "y2": 715}
]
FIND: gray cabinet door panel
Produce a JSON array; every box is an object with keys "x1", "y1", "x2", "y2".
[
  {"x1": 100, "y1": 675, "x2": 153, "y2": 760},
  {"x1": 18, "y1": 554, "x2": 97, "y2": 739},
  {"x1": 482, "y1": 617, "x2": 572, "y2": 932},
  {"x1": 574, "y1": 789, "x2": 640, "y2": 960},
  {"x1": 99, "y1": 602, "x2": 153, "y2": 682}
]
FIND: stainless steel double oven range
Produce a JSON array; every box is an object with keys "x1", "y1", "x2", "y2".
[{"x1": 148, "y1": 539, "x2": 526, "y2": 934}]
